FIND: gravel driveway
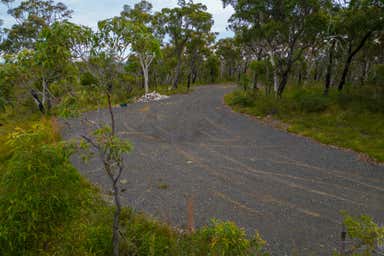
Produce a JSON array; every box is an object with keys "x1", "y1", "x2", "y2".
[{"x1": 62, "y1": 84, "x2": 384, "y2": 255}]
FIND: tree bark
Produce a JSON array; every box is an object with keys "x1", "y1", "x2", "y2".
[
  {"x1": 107, "y1": 91, "x2": 115, "y2": 135},
  {"x1": 112, "y1": 180, "x2": 121, "y2": 256},
  {"x1": 338, "y1": 31, "x2": 372, "y2": 91},
  {"x1": 277, "y1": 69, "x2": 290, "y2": 97},
  {"x1": 31, "y1": 89, "x2": 45, "y2": 113},
  {"x1": 253, "y1": 71, "x2": 258, "y2": 91},
  {"x1": 324, "y1": 41, "x2": 335, "y2": 95},
  {"x1": 268, "y1": 52, "x2": 279, "y2": 93},
  {"x1": 173, "y1": 47, "x2": 183, "y2": 89},
  {"x1": 192, "y1": 71, "x2": 197, "y2": 84},
  {"x1": 187, "y1": 73, "x2": 191, "y2": 90},
  {"x1": 143, "y1": 67, "x2": 149, "y2": 94}
]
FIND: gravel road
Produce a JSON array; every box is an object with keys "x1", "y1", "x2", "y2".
[{"x1": 62, "y1": 84, "x2": 384, "y2": 255}]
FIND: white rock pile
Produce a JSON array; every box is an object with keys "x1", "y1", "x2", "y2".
[{"x1": 137, "y1": 91, "x2": 169, "y2": 103}]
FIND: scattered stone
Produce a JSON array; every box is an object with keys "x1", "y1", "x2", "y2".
[{"x1": 137, "y1": 91, "x2": 170, "y2": 103}]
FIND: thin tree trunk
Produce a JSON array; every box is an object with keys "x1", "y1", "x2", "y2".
[
  {"x1": 192, "y1": 71, "x2": 197, "y2": 84},
  {"x1": 107, "y1": 92, "x2": 115, "y2": 135},
  {"x1": 338, "y1": 31, "x2": 372, "y2": 91},
  {"x1": 31, "y1": 89, "x2": 45, "y2": 113},
  {"x1": 112, "y1": 180, "x2": 121, "y2": 256},
  {"x1": 360, "y1": 60, "x2": 368, "y2": 86},
  {"x1": 269, "y1": 52, "x2": 279, "y2": 93},
  {"x1": 187, "y1": 73, "x2": 191, "y2": 90},
  {"x1": 173, "y1": 48, "x2": 183, "y2": 89},
  {"x1": 42, "y1": 78, "x2": 48, "y2": 114},
  {"x1": 143, "y1": 68, "x2": 149, "y2": 94},
  {"x1": 277, "y1": 69, "x2": 290, "y2": 97},
  {"x1": 253, "y1": 71, "x2": 258, "y2": 91},
  {"x1": 324, "y1": 41, "x2": 335, "y2": 95}
]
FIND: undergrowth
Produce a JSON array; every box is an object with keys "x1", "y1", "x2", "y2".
[{"x1": 225, "y1": 85, "x2": 384, "y2": 162}]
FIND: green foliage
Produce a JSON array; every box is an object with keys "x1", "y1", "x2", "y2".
[
  {"x1": 226, "y1": 85, "x2": 384, "y2": 162},
  {"x1": 193, "y1": 219, "x2": 269, "y2": 256},
  {"x1": 334, "y1": 213, "x2": 384, "y2": 256},
  {"x1": 0, "y1": 123, "x2": 87, "y2": 255},
  {"x1": 81, "y1": 71, "x2": 100, "y2": 87},
  {"x1": 370, "y1": 64, "x2": 384, "y2": 86},
  {"x1": 227, "y1": 90, "x2": 255, "y2": 108},
  {"x1": 55, "y1": 95, "x2": 80, "y2": 118},
  {"x1": 291, "y1": 91, "x2": 331, "y2": 113},
  {"x1": 239, "y1": 74, "x2": 251, "y2": 91}
]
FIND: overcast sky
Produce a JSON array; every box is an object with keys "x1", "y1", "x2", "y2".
[{"x1": 1, "y1": 0, "x2": 234, "y2": 39}]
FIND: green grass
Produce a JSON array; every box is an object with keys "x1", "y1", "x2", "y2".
[{"x1": 225, "y1": 85, "x2": 384, "y2": 162}]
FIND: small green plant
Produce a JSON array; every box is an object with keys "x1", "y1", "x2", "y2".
[
  {"x1": 336, "y1": 212, "x2": 384, "y2": 256},
  {"x1": 193, "y1": 219, "x2": 269, "y2": 256}
]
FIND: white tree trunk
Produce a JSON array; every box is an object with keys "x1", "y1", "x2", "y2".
[
  {"x1": 143, "y1": 67, "x2": 149, "y2": 94},
  {"x1": 42, "y1": 78, "x2": 47, "y2": 106},
  {"x1": 268, "y1": 52, "x2": 279, "y2": 93},
  {"x1": 139, "y1": 54, "x2": 154, "y2": 95}
]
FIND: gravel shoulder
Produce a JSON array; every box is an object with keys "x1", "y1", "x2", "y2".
[{"x1": 62, "y1": 84, "x2": 384, "y2": 255}]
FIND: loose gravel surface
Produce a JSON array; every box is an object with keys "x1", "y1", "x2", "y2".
[{"x1": 62, "y1": 84, "x2": 384, "y2": 255}]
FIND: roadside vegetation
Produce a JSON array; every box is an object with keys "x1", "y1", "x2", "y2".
[
  {"x1": 0, "y1": 120, "x2": 268, "y2": 256},
  {"x1": 1, "y1": 0, "x2": 383, "y2": 255},
  {"x1": 220, "y1": 0, "x2": 384, "y2": 163},
  {"x1": 226, "y1": 84, "x2": 384, "y2": 162}
]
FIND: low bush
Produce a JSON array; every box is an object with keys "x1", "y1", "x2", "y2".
[
  {"x1": 192, "y1": 219, "x2": 268, "y2": 256},
  {"x1": 292, "y1": 91, "x2": 331, "y2": 113},
  {"x1": 0, "y1": 123, "x2": 88, "y2": 255}
]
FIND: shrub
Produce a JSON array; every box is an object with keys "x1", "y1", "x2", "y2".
[
  {"x1": 193, "y1": 219, "x2": 269, "y2": 256},
  {"x1": 292, "y1": 92, "x2": 331, "y2": 113},
  {"x1": 81, "y1": 71, "x2": 99, "y2": 87},
  {"x1": 227, "y1": 91, "x2": 255, "y2": 108},
  {"x1": 370, "y1": 64, "x2": 384, "y2": 86},
  {"x1": 334, "y1": 213, "x2": 384, "y2": 256},
  {"x1": 0, "y1": 124, "x2": 87, "y2": 255},
  {"x1": 55, "y1": 95, "x2": 80, "y2": 118}
]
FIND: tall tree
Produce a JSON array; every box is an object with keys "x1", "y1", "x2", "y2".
[
  {"x1": 335, "y1": 0, "x2": 384, "y2": 91},
  {"x1": 215, "y1": 38, "x2": 241, "y2": 80},
  {"x1": 185, "y1": 31, "x2": 215, "y2": 88},
  {"x1": 122, "y1": 1, "x2": 161, "y2": 94},
  {"x1": 156, "y1": 0, "x2": 214, "y2": 88},
  {"x1": 1, "y1": 0, "x2": 72, "y2": 53},
  {"x1": 224, "y1": 0, "x2": 327, "y2": 97}
]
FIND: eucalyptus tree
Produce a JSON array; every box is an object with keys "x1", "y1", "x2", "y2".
[
  {"x1": 0, "y1": 21, "x2": 82, "y2": 114},
  {"x1": 335, "y1": 0, "x2": 384, "y2": 91},
  {"x1": 156, "y1": 0, "x2": 214, "y2": 88},
  {"x1": 185, "y1": 31, "x2": 215, "y2": 88},
  {"x1": 215, "y1": 38, "x2": 241, "y2": 80},
  {"x1": 1, "y1": 0, "x2": 73, "y2": 53},
  {"x1": 122, "y1": 1, "x2": 161, "y2": 94},
  {"x1": 224, "y1": 0, "x2": 327, "y2": 97}
]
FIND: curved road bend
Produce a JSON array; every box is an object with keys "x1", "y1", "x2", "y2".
[{"x1": 62, "y1": 84, "x2": 384, "y2": 255}]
